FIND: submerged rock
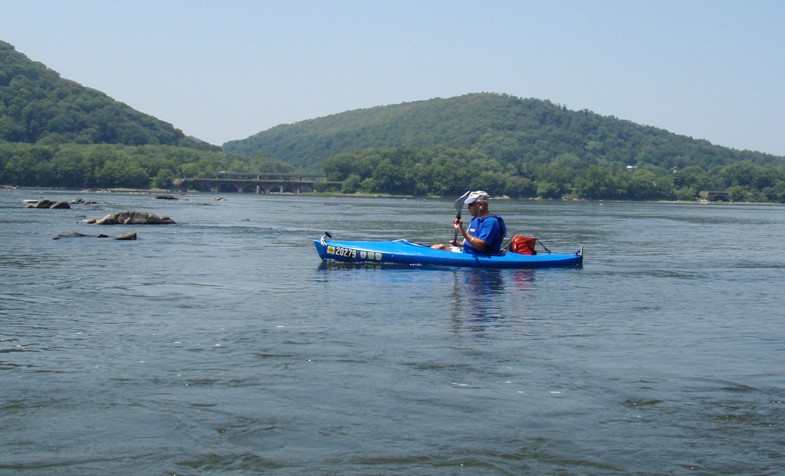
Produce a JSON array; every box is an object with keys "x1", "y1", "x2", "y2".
[
  {"x1": 53, "y1": 231, "x2": 138, "y2": 240},
  {"x1": 53, "y1": 232, "x2": 109, "y2": 240},
  {"x1": 113, "y1": 231, "x2": 137, "y2": 240},
  {"x1": 71, "y1": 197, "x2": 98, "y2": 205}
]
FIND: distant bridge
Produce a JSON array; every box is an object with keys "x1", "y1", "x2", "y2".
[{"x1": 173, "y1": 172, "x2": 342, "y2": 194}]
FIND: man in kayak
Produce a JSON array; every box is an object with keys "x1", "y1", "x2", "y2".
[{"x1": 432, "y1": 191, "x2": 506, "y2": 254}]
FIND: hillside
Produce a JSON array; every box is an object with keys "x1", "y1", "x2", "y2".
[
  {"x1": 224, "y1": 93, "x2": 785, "y2": 201},
  {"x1": 0, "y1": 40, "x2": 206, "y2": 148},
  {"x1": 0, "y1": 40, "x2": 293, "y2": 190},
  {"x1": 223, "y1": 93, "x2": 782, "y2": 173}
]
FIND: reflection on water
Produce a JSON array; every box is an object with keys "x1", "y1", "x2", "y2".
[
  {"x1": 510, "y1": 269, "x2": 536, "y2": 290},
  {"x1": 315, "y1": 263, "x2": 540, "y2": 337},
  {"x1": 450, "y1": 269, "x2": 536, "y2": 336}
]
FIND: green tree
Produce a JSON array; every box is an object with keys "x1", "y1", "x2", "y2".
[
  {"x1": 341, "y1": 174, "x2": 362, "y2": 193},
  {"x1": 576, "y1": 165, "x2": 616, "y2": 199},
  {"x1": 503, "y1": 175, "x2": 536, "y2": 198},
  {"x1": 536, "y1": 180, "x2": 562, "y2": 199},
  {"x1": 152, "y1": 168, "x2": 175, "y2": 189}
]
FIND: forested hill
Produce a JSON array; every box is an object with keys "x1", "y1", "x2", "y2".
[
  {"x1": 0, "y1": 40, "x2": 291, "y2": 190},
  {"x1": 223, "y1": 93, "x2": 781, "y2": 172},
  {"x1": 0, "y1": 40, "x2": 207, "y2": 148}
]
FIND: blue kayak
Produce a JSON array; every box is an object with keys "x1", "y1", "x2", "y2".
[{"x1": 314, "y1": 237, "x2": 583, "y2": 269}]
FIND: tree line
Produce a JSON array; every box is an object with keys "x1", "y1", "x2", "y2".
[
  {"x1": 3, "y1": 141, "x2": 785, "y2": 202},
  {"x1": 0, "y1": 142, "x2": 293, "y2": 190},
  {"x1": 325, "y1": 146, "x2": 785, "y2": 202}
]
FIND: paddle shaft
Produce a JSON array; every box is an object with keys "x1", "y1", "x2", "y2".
[
  {"x1": 453, "y1": 210, "x2": 461, "y2": 244},
  {"x1": 452, "y1": 191, "x2": 471, "y2": 245}
]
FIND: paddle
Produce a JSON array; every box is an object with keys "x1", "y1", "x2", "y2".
[{"x1": 452, "y1": 191, "x2": 471, "y2": 245}]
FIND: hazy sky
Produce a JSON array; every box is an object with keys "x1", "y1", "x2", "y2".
[{"x1": 2, "y1": 0, "x2": 784, "y2": 156}]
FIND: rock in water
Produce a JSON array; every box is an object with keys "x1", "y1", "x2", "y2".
[
  {"x1": 26, "y1": 199, "x2": 72, "y2": 209},
  {"x1": 89, "y1": 210, "x2": 175, "y2": 225},
  {"x1": 53, "y1": 232, "x2": 109, "y2": 240},
  {"x1": 27, "y1": 199, "x2": 55, "y2": 208},
  {"x1": 71, "y1": 197, "x2": 98, "y2": 204},
  {"x1": 113, "y1": 231, "x2": 137, "y2": 240}
]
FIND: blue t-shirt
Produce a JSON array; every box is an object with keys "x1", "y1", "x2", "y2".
[{"x1": 463, "y1": 215, "x2": 505, "y2": 254}]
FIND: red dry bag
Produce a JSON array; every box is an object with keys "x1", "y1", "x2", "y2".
[{"x1": 509, "y1": 234, "x2": 537, "y2": 255}]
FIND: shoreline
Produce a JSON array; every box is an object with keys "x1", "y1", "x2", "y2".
[{"x1": 3, "y1": 185, "x2": 782, "y2": 206}]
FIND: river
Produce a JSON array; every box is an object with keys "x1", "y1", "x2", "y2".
[{"x1": 1, "y1": 189, "x2": 783, "y2": 474}]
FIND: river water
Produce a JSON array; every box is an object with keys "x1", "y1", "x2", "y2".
[{"x1": 1, "y1": 189, "x2": 783, "y2": 475}]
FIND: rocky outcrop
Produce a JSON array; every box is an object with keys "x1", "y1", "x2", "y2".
[
  {"x1": 155, "y1": 194, "x2": 178, "y2": 200},
  {"x1": 25, "y1": 199, "x2": 70, "y2": 209},
  {"x1": 30, "y1": 199, "x2": 55, "y2": 208},
  {"x1": 86, "y1": 210, "x2": 175, "y2": 225}
]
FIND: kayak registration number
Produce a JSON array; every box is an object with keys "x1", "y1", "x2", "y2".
[
  {"x1": 327, "y1": 245, "x2": 357, "y2": 259},
  {"x1": 326, "y1": 245, "x2": 383, "y2": 261}
]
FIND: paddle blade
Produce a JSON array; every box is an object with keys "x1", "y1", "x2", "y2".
[{"x1": 453, "y1": 191, "x2": 470, "y2": 218}]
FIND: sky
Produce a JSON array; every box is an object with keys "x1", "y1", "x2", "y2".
[{"x1": 2, "y1": 0, "x2": 784, "y2": 156}]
